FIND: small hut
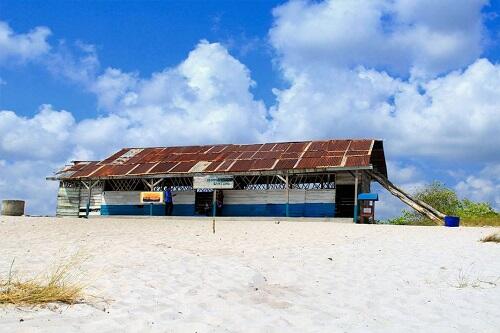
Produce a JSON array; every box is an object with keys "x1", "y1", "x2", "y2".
[{"x1": 48, "y1": 139, "x2": 388, "y2": 220}]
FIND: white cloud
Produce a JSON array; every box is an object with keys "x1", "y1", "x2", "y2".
[
  {"x1": 0, "y1": 21, "x2": 51, "y2": 64},
  {"x1": 267, "y1": 58, "x2": 500, "y2": 161},
  {"x1": 270, "y1": 0, "x2": 485, "y2": 78},
  {"x1": 0, "y1": 160, "x2": 59, "y2": 215},
  {"x1": 455, "y1": 164, "x2": 500, "y2": 210},
  {"x1": 0, "y1": 105, "x2": 75, "y2": 160},
  {"x1": 89, "y1": 41, "x2": 268, "y2": 148}
]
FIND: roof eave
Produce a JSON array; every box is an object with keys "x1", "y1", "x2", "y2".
[{"x1": 48, "y1": 165, "x2": 374, "y2": 181}]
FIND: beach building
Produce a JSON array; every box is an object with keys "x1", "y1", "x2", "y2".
[{"x1": 48, "y1": 139, "x2": 388, "y2": 219}]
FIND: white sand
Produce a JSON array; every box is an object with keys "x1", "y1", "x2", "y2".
[{"x1": 0, "y1": 216, "x2": 499, "y2": 333}]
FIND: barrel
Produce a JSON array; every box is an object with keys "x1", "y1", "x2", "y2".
[
  {"x1": 1, "y1": 200, "x2": 25, "y2": 216},
  {"x1": 444, "y1": 215, "x2": 460, "y2": 227}
]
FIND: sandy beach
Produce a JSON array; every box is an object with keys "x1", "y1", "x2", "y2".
[{"x1": 0, "y1": 217, "x2": 499, "y2": 333}]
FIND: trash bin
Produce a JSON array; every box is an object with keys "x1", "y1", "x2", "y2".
[{"x1": 444, "y1": 215, "x2": 460, "y2": 227}]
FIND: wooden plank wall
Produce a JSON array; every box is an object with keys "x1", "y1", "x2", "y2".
[
  {"x1": 79, "y1": 186, "x2": 103, "y2": 217},
  {"x1": 56, "y1": 187, "x2": 80, "y2": 217}
]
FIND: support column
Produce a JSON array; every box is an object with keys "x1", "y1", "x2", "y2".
[
  {"x1": 285, "y1": 173, "x2": 290, "y2": 217},
  {"x1": 353, "y1": 171, "x2": 359, "y2": 223},
  {"x1": 81, "y1": 180, "x2": 94, "y2": 219}
]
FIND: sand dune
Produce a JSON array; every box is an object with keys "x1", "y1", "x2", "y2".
[{"x1": 0, "y1": 216, "x2": 499, "y2": 332}]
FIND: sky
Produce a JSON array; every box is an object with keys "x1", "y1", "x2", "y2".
[{"x1": 0, "y1": 0, "x2": 499, "y2": 217}]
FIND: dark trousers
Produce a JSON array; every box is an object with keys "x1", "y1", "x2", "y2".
[{"x1": 165, "y1": 202, "x2": 173, "y2": 216}]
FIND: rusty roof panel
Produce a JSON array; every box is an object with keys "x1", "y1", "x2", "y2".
[
  {"x1": 326, "y1": 140, "x2": 350, "y2": 151},
  {"x1": 216, "y1": 159, "x2": 235, "y2": 172},
  {"x1": 308, "y1": 141, "x2": 328, "y2": 151},
  {"x1": 259, "y1": 143, "x2": 276, "y2": 151},
  {"x1": 229, "y1": 159, "x2": 254, "y2": 172},
  {"x1": 315, "y1": 156, "x2": 343, "y2": 167},
  {"x1": 149, "y1": 162, "x2": 178, "y2": 174},
  {"x1": 54, "y1": 139, "x2": 384, "y2": 179},
  {"x1": 239, "y1": 151, "x2": 256, "y2": 159},
  {"x1": 326, "y1": 151, "x2": 346, "y2": 157},
  {"x1": 208, "y1": 145, "x2": 228, "y2": 154},
  {"x1": 251, "y1": 151, "x2": 278, "y2": 160},
  {"x1": 295, "y1": 158, "x2": 320, "y2": 169},
  {"x1": 349, "y1": 140, "x2": 372, "y2": 151},
  {"x1": 92, "y1": 164, "x2": 124, "y2": 177},
  {"x1": 302, "y1": 151, "x2": 324, "y2": 158},
  {"x1": 204, "y1": 160, "x2": 224, "y2": 172},
  {"x1": 273, "y1": 159, "x2": 297, "y2": 170},
  {"x1": 65, "y1": 162, "x2": 90, "y2": 172},
  {"x1": 128, "y1": 163, "x2": 156, "y2": 175},
  {"x1": 272, "y1": 143, "x2": 290, "y2": 151},
  {"x1": 345, "y1": 155, "x2": 371, "y2": 167},
  {"x1": 100, "y1": 149, "x2": 130, "y2": 164},
  {"x1": 286, "y1": 142, "x2": 309, "y2": 152},
  {"x1": 250, "y1": 159, "x2": 275, "y2": 170},
  {"x1": 225, "y1": 151, "x2": 242, "y2": 160},
  {"x1": 346, "y1": 150, "x2": 370, "y2": 156},
  {"x1": 71, "y1": 163, "x2": 102, "y2": 178},
  {"x1": 240, "y1": 144, "x2": 262, "y2": 151},
  {"x1": 169, "y1": 161, "x2": 197, "y2": 173},
  {"x1": 280, "y1": 152, "x2": 301, "y2": 159}
]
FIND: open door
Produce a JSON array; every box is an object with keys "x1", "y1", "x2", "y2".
[{"x1": 335, "y1": 185, "x2": 355, "y2": 217}]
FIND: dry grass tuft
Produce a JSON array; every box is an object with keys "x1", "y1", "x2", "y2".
[
  {"x1": 461, "y1": 216, "x2": 500, "y2": 227},
  {"x1": 480, "y1": 232, "x2": 500, "y2": 243},
  {"x1": 0, "y1": 254, "x2": 86, "y2": 306}
]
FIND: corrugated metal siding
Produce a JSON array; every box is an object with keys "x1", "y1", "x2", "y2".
[
  {"x1": 56, "y1": 187, "x2": 80, "y2": 217},
  {"x1": 223, "y1": 189, "x2": 335, "y2": 205}
]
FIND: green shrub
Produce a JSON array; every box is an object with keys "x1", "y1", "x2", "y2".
[
  {"x1": 384, "y1": 181, "x2": 499, "y2": 226},
  {"x1": 457, "y1": 199, "x2": 497, "y2": 218}
]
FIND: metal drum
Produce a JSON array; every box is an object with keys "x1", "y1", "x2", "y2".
[{"x1": 1, "y1": 200, "x2": 25, "y2": 216}]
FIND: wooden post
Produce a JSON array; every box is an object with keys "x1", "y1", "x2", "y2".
[
  {"x1": 353, "y1": 171, "x2": 359, "y2": 223},
  {"x1": 285, "y1": 173, "x2": 290, "y2": 217},
  {"x1": 212, "y1": 190, "x2": 216, "y2": 234},
  {"x1": 82, "y1": 180, "x2": 93, "y2": 219}
]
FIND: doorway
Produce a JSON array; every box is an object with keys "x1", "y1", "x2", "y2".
[
  {"x1": 335, "y1": 185, "x2": 355, "y2": 217},
  {"x1": 195, "y1": 190, "x2": 213, "y2": 216}
]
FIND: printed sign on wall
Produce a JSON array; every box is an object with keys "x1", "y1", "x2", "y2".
[
  {"x1": 140, "y1": 191, "x2": 164, "y2": 203},
  {"x1": 193, "y1": 175, "x2": 234, "y2": 189}
]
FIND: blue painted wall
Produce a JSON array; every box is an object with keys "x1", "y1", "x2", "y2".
[
  {"x1": 101, "y1": 204, "x2": 195, "y2": 216},
  {"x1": 101, "y1": 203, "x2": 335, "y2": 217}
]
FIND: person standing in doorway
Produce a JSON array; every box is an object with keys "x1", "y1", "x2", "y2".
[{"x1": 164, "y1": 186, "x2": 175, "y2": 216}]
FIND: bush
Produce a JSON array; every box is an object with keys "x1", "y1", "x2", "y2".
[
  {"x1": 414, "y1": 181, "x2": 461, "y2": 216},
  {"x1": 385, "y1": 181, "x2": 499, "y2": 226},
  {"x1": 457, "y1": 199, "x2": 497, "y2": 218}
]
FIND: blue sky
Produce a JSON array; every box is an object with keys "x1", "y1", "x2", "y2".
[
  {"x1": 0, "y1": 0, "x2": 283, "y2": 117},
  {"x1": 0, "y1": 0, "x2": 499, "y2": 216}
]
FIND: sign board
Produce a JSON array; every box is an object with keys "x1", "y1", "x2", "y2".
[
  {"x1": 140, "y1": 191, "x2": 164, "y2": 204},
  {"x1": 193, "y1": 175, "x2": 234, "y2": 189}
]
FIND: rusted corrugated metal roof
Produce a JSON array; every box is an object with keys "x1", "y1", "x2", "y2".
[{"x1": 53, "y1": 139, "x2": 387, "y2": 179}]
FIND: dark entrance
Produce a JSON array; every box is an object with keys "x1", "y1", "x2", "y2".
[
  {"x1": 335, "y1": 185, "x2": 355, "y2": 217},
  {"x1": 195, "y1": 190, "x2": 213, "y2": 216}
]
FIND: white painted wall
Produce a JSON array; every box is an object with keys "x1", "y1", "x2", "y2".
[
  {"x1": 102, "y1": 191, "x2": 195, "y2": 205},
  {"x1": 223, "y1": 189, "x2": 335, "y2": 205}
]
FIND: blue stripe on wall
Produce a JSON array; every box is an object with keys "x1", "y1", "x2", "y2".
[
  {"x1": 101, "y1": 203, "x2": 335, "y2": 217},
  {"x1": 101, "y1": 204, "x2": 195, "y2": 216},
  {"x1": 221, "y1": 203, "x2": 335, "y2": 217}
]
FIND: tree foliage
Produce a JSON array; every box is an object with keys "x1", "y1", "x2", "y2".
[{"x1": 386, "y1": 181, "x2": 498, "y2": 225}]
